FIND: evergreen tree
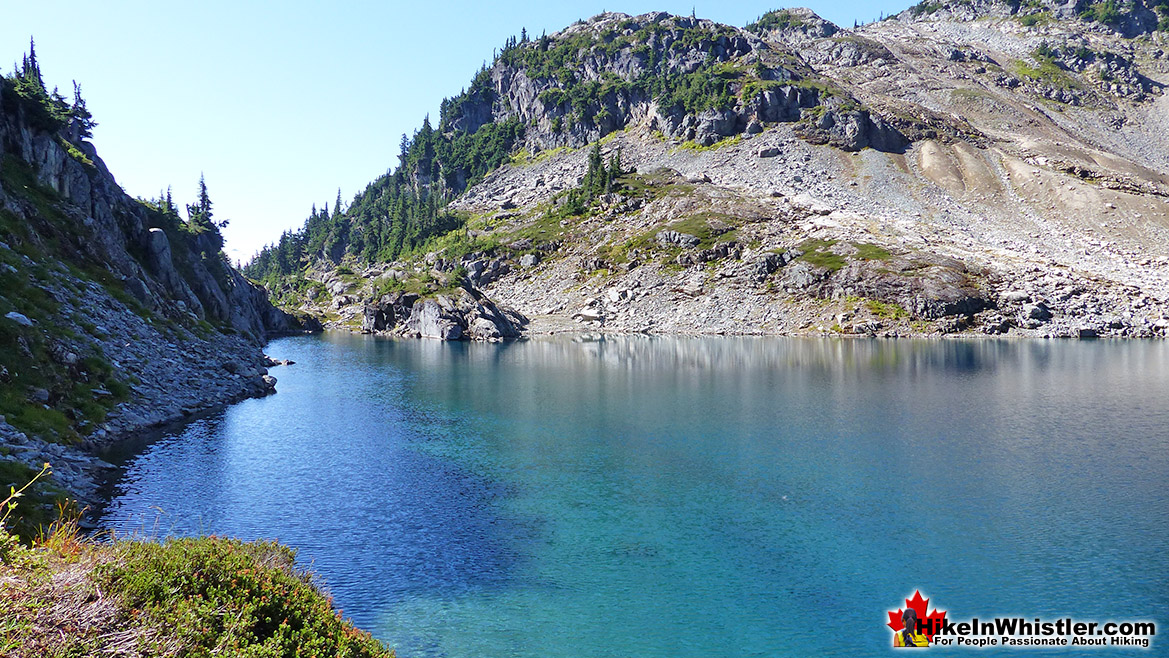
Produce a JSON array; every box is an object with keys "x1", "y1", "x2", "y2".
[
  {"x1": 186, "y1": 174, "x2": 214, "y2": 231},
  {"x1": 607, "y1": 148, "x2": 624, "y2": 192},
  {"x1": 21, "y1": 37, "x2": 44, "y2": 91},
  {"x1": 585, "y1": 143, "x2": 605, "y2": 197},
  {"x1": 70, "y1": 81, "x2": 96, "y2": 138}
]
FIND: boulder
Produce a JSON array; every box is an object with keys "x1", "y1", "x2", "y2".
[
  {"x1": 468, "y1": 316, "x2": 504, "y2": 340},
  {"x1": 574, "y1": 308, "x2": 604, "y2": 323},
  {"x1": 407, "y1": 299, "x2": 463, "y2": 340},
  {"x1": 656, "y1": 230, "x2": 701, "y2": 249},
  {"x1": 1001, "y1": 290, "x2": 1030, "y2": 304},
  {"x1": 1024, "y1": 302, "x2": 1052, "y2": 321},
  {"x1": 749, "y1": 250, "x2": 796, "y2": 282},
  {"x1": 4, "y1": 311, "x2": 33, "y2": 327}
]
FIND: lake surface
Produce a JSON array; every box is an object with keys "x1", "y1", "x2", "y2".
[{"x1": 100, "y1": 334, "x2": 1169, "y2": 657}]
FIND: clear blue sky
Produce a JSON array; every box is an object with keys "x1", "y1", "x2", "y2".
[{"x1": 2, "y1": 0, "x2": 909, "y2": 263}]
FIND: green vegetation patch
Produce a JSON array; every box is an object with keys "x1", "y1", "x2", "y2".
[
  {"x1": 909, "y1": 0, "x2": 946, "y2": 16},
  {"x1": 1011, "y1": 55, "x2": 1081, "y2": 91},
  {"x1": 0, "y1": 243, "x2": 130, "y2": 443},
  {"x1": 1018, "y1": 11, "x2": 1053, "y2": 27},
  {"x1": 666, "y1": 213, "x2": 738, "y2": 249},
  {"x1": 865, "y1": 298, "x2": 909, "y2": 319},
  {"x1": 0, "y1": 522, "x2": 393, "y2": 658},
  {"x1": 94, "y1": 538, "x2": 391, "y2": 656},
  {"x1": 502, "y1": 209, "x2": 574, "y2": 248},
  {"x1": 853, "y1": 243, "x2": 892, "y2": 261},
  {"x1": 673, "y1": 134, "x2": 742, "y2": 153},
  {"x1": 1079, "y1": 0, "x2": 1123, "y2": 26},
  {"x1": 0, "y1": 461, "x2": 65, "y2": 543},
  {"x1": 796, "y1": 239, "x2": 845, "y2": 271},
  {"x1": 55, "y1": 136, "x2": 93, "y2": 168},
  {"x1": 508, "y1": 146, "x2": 569, "y2": 167},
  {"x1": 746, "y1": 10, "x2": 806, "y2": 33}
]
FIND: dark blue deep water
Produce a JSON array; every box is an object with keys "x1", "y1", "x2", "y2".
[{"x1": 100, "y1": 335, "x2": 1169, "y2": 656}]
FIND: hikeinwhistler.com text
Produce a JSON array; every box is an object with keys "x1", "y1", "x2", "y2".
[{"x1": 918, "y1": 617, "x2": 1155, "y2": 648}]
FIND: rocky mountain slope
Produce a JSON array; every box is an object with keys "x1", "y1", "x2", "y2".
[
  {"x1": 0, "y1": 56, "x2": 312, "y2": 519},
  {"x1": 250, "y1": 0, "x2": 1169, "y2": 342}
]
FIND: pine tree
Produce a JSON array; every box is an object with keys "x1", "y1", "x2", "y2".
[
  {"x1": 21, "y1": 37, "x2": 44, "y2": 91},
  {"x1": 585, "y1": 143, "x2": 604, "y2": 197},
  {"x1": 398, "y1": 133, "x2": 410, "y2": 170},
  {"x1": 186, "y1": 174, "x2": 214, "y2": 231},
  {"x1": 607, "y1": 148, "x2": 624, "y2": 192},
  {"x1": 70, "y1": 81, "x2": 96, "y2": 138}
]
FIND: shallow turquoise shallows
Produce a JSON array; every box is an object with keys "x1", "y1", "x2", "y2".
[{"x1": 100, "y1": 335, "x2": 1169, "y2": 657}]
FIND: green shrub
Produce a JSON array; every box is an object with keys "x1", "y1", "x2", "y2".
[
  {"x1": 865, "y1": 298, "x2": 909, "y2": 319},
  {"x1": 97, "y1": 537, "x2": 393, "y2": 657}
]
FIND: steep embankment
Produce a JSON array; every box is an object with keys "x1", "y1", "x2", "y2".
[
  {"x1": 0, "y1": 60, "x2": 312, "y2": 518},
  {"x1": 249, "y1": 2, "x2": 1169, "y2": 340}
]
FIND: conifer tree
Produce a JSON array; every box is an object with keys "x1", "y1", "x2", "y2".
[
  {"x1": 186, "y1": 174, "x2": 214, "y2": 231},
  {"x1": 21, "y1": 37, "x2": 44, "y2": 91},
  {"x1": 70, "y1": 81, "x2": 96, "y2": 138},
  {"x1": 585, "y1": 143, "x2": 604, "y2": 197}
]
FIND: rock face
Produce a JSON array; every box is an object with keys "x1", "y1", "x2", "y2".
[
  {"x1": 442, "y1": 11, "x2": 910, "y2": 154},
  {"x1": 362, "y1": 287, "x2": 526, "y2": 341},
  {"x1": 0, "y1": 86, "x2": 302, "y2": 343},
  {"x1": 361, "y1": 292, "x2": 420, "y2": 333}
]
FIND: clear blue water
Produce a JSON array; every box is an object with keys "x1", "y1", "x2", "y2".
[{"x1": 100, "y1": 334, "x2": 1169, "y2": 656}]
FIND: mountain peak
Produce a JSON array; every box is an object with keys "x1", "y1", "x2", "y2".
[{"x1": 746, "y1": 8, "x2": 841, "y2": 40}]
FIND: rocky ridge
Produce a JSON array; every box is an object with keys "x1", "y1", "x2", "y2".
[{"x1": 272, "y1": 3, "x2": 1169, "y2": 343}]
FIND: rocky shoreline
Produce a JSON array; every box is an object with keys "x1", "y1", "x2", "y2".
[
  {"x1": 0, "y1": 73, "x2": 319, "y2": 523},
  {"x1": 0, "y1": 279, "x2": 305, "y2": 520}
]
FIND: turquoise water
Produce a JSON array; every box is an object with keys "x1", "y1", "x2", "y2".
[{"x1": 100, "y1": 335, "x2": 1169, "y2": 656}]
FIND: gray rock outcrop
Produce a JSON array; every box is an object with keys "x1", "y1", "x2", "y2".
[{"x1": 362, "y1": 287, "x2": 526, "y2": 341}]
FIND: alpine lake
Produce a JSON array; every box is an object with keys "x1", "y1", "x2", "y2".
[{"x1": 99, "y1": 333, "x2": 1169, "y2": 657}]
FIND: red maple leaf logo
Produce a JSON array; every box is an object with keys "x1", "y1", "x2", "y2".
[{"x1": 888, "y1": 590, "x2": 947, "y2": 641}]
